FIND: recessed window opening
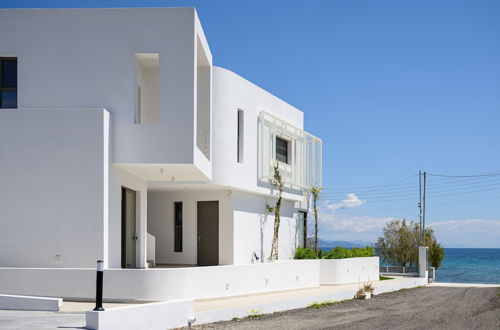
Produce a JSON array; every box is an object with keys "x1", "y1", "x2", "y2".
[
  {"x1": 196, "y1": 36, "x2": 211, "y2": 160},
  {"x1": 237, "y1": 109, "x2": 244, "y2": 163},
  {"x1": 174, "y1": 202, "x2": 183, "y2": 252},
  {"x1": 0, "y1": 57, "x2": 17, "y2": 109},
  {"x1": 276, "y1": 136, "x2": 290, "y2": 164},
  {"x1": 135, "y1": 53, "x2": 159, "y2": 124}
]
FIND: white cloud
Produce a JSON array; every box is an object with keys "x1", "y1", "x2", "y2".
[
  {"x1": 428, "y1": 219, "x2": 500, "y2": 232},
  {"x1": 322, "y1": 215, "x2": 393, "y2": 233},
  {"x1": 323, "y1": 193, "x2": 365, "y2": 211},
  {"x1": 316, "y1": 215, "x2": 500, "y2": 248}
]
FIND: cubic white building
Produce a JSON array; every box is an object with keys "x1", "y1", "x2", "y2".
[{"x1": 0, "y1": 8, "x2": 322, "y2": 294}]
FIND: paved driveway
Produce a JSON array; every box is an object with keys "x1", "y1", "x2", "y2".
[
  {"x1": 0, "y1": 310, "x2": 85, "y2": 330},
  {"x1": 190, "y1": 286, "x2": 500, "y2": 330}
]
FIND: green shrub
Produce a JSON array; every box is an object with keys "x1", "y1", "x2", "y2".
[
  {"x1": 323, "y1": 246, "x2": 374, "y2": 259},
  {"x1": 307, "y1": 300, "x2": 336, "y2": 309},
  {"x1": 294, "y1": 247, "x2": 318, "y2": 259}
]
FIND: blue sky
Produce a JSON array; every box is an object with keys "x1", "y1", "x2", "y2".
[{"x1": 2, "y1": 0, "x2": 499, "y2": 247}]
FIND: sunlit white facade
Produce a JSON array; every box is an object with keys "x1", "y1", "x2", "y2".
[{"x1": 0, "y1": 7, "x2": 322, "y2": 272}]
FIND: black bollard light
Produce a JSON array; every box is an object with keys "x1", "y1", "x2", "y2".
[{"x1": 93, "y1": 260, "x2": 105, "y2": 311}]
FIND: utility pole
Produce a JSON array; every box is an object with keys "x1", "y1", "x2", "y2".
[
  {"x1": 419, "y1": 171, "x2": 423, "y2": 245},
  {"x1": 422, "y1": 171, "x2": 427, "y2": 246}
]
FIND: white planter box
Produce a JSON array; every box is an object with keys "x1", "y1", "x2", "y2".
[{"x1": 319, "y1": 257, "x2": 379, "y2": 285}]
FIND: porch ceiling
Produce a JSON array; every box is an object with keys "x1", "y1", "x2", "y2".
[{"x1": 114, "y1": 163, "x2": 210, "y2": 182}]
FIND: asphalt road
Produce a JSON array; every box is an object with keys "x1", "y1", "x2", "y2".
[{"x1": 190, "y1": 286, "x2": 500, "y2": 330}]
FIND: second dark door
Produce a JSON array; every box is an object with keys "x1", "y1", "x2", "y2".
[{"x1": 197, "y1": 201, "x2": 219, "y2": 266}]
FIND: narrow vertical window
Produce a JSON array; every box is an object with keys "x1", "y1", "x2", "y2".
[
  {"x1": 237, "y1": 109, "x2": 244, "y2": 163},
  {"x1": 0, "y1": 57, "x2": 17, "y2": 109},
  {"x1": 135, "y1": 53, "x2": 159, "y2": 124},
  {"x1": 174, "y1": 202, "x2": 183, "y2": 252}
]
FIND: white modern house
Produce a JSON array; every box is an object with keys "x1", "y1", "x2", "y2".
[{"x1": 0, "y1": 8, "x2": 343, "y2": 302}]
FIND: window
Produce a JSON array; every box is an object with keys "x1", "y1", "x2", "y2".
[
  {"x1": 276, "y1": 136, "x2": 289, "y2": 164},
  {"x1": 135, "y1": 53, "x2": 159, "y2": 124},
  {"x1": 174, "y1": 202, "x2": 183, "y2": 252},
  {"x1": 0, "y1": 57, "x2": 17, "y2": 109},
  {"x1": 237, "y1": 109, "x2": 244, "y2": 163}
]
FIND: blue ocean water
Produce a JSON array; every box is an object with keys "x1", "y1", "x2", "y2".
[{"x1": 437, "y1": 248, "x2": 500, "y2": 284}]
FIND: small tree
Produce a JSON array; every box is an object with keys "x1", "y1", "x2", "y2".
[
  {"x1": 376, "y1": 219, "x2": 414, "y2": 267},
  {"x1": 429, "y1": 241, "x2": 445, "y2": 268},
  {"x1": 310, "y1": 186, "x2": 322, "y2": 254},
  {"x1": 267, "y1": 163, "x2": 284, "y2": 261},
  {"x1": 376, "y1": 218, "x2": 445, "y2": 268}
]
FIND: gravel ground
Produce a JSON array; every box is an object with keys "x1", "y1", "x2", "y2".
[{"x1": 187, "y1": 286, "x2": 500, "y2": 330}]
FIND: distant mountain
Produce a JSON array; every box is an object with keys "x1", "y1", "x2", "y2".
[{"x1": 318, "y1": 238, "x2": 373, "y2": 249}]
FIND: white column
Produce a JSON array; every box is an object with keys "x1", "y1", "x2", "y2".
[{"x1": 418, "y1": 246, "x2": 428, "y2": 279}]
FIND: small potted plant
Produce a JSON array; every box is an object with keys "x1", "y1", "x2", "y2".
[{"x1": 355, "y1": 282, "x2": 374, "y2": 299}]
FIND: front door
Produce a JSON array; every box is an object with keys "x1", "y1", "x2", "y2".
[
  {"x1": 121, "y1": 187, "x2": 137, "y2": 268},
  {"x1": 197, "y1": 201, "x2": 219, "y2": 266}
]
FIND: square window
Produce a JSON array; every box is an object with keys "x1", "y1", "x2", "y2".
[
  {"x1": 276, "y1": 136, "x2": 289, "y2": 164},
  {"x1": 0, "y1": 91, "x2": 17, "y2": 108}
]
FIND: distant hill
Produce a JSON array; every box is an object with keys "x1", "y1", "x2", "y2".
[{"x1": 318, "y1": 239, "x2": 373, "y2": 249}]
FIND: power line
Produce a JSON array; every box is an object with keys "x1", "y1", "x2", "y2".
[{"x1": 427, "y1": 170, "x2": 500, "y2": 178}]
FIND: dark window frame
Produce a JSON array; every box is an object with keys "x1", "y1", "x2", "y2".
[
  {"x1": 275, "y1": 136, "x2": 290, "y2": 164},
  {"x1": 0, "y1": 57, "x2": 17, "y2": 109},
  {"x1": 174, "y1": 202, "x2": 183, "y2": 252}
]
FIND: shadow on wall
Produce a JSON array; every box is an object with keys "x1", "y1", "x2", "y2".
[
  {"x1": 258, "y1": 212, "x2": 268, "y2": 262},
  {"x1": 257, "y1": 179, "x2": 304, "y2": 196}
]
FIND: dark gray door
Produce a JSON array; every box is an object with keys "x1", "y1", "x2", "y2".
[
  {"x1": 121, "y1": 187, "x2": 137, "y2": 268},
  {"x1": 197, "y1": 201, "x2": 219, "y2": 266}
]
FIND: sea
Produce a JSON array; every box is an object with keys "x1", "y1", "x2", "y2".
[
  {"x1": 436, "y1": 248, "x2": 500, "y2": 284},
  {"x1": 320, "y1": 247, "x2": 500, "y2": 284}
]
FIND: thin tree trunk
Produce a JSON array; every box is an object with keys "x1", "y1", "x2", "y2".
[
  {"x1": 268, "y1": 163, "x2": 284, "y2": 261},
  {"x1": 269, "y1": 213, "x2": 280, "y2": 260},
  {"x1": 314, "y1": 198, "x2": 318, "y2": 254}
]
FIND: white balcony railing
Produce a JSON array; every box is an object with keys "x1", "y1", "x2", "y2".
[{"x1": 258, "y1": 111, "x2": 322, "y2": 190}]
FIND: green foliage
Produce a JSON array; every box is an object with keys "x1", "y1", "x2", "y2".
[
  {"x1": 307, "y1": 300, "x2": 336, "y2": 309},
  {"x1": 375, "y1": 219, "x2": 444, "y2": 267},
  {"x1": 323, "y1": 246, "x2": 374, "y2": 259},
  {"x1": 379, "y1": 276, "x2": 394, "y2": 281},
  {"x1": 247, "y1": 309, "x2": 263, "y2": 318},
  {"x1": 294, "y1": 247, "x2": 318, "y2": 259},
  {"x1": 429, "y1": 241, "x2": 445, "y2": 269}
]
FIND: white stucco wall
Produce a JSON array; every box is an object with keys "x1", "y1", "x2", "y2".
[
  {"x1": 0, "y1": 260, "x2": 320, "y2": 301},
  {"x1": 0, "y1": 8, "x2": 318, "y2": 270},
  {"x1": 319, "y1": 257, "x2": 380, "y2": 285},
  {"x1": 232, "y1": 191, "x2": 302, "y2": 264},
  {"x1": 147, "y1": 190, "x2": 234, "y2": 265},
  {"x1": 0, "y1": 8, "x2": 212, "y2": 172},
  {"x1": 211, "y1": 67, "x2": 305, "y2": 201},
  {"x1": 0, "y1": 108, "x2": 109, "y2": 268}
]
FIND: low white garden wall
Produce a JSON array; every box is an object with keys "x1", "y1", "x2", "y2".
[
  {"x1": 319, "y1": 257, "x2": 379, "y2": 285},
  {"x1": 0, "y1": 294, "x2": 62, "y2": 311},
  {"x1": 0, "y1": 257, "x2": 379, "y2": 301},
  {"x1": 86, "y1": 299, "x2": 193, "y2": 330},
  {"x1": 0, "y1": 260, "x2": 319, "y2": 301}
]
